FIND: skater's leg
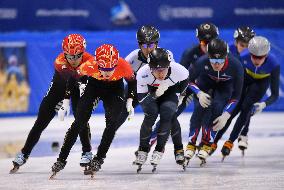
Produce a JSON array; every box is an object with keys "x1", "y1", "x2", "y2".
[
  {"x1": 21, "y1": 75, "x2": 66, "y2": 157},
  {"x1": 70, "y1": 86, "x2": 92, "y2": 153},
  {"x1": 139, "y1": 98, "x2": 159, "y2": 152},
  {"x1": 95, "y1": 93, "x2": 125, "y2": 160},
  {"x1": 58, "y1": 84, "x2": 96, "y2": 162}
]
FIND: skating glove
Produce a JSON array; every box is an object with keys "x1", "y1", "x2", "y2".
[
  {"x1": 197, "y1": 91, "x2": 211, "y2": 108},
  {"x1": 126, "y1": 98, "x2": 134, "y2": 120},
  {"x1": 79, "y1": 83, "x2": 86, "y2": 97},
  {"x1": 58, "y1": 99, "x2": 70, "y2": 121},
  {"x1": 213, "y1": 112, "x2": 231, "y2": 131},
  {"x1": 252, "y1": 102, "x2": 266, "y2": 115},
  {"x1": 93, "y1": 97, "x2": 99, "y2": 111},
  {"x1": 155, "y1": 83, "x2": 169, "y2": 97}
]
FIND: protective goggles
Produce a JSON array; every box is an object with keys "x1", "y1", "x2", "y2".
[
  {"x1": 251, "y1": 54, "x2": 266, "y2": 60},
  {"x1": 209, "y1": 58, "x2": 225, "y2": 64},
  {"x1": 140, "y1": 43, "x2": 156, "y2": 49},
  {"x1": 98, "y1": 66, "x2": 116, "y2": 72},
  {"x1": 65, "y1": 53, "x2": 83, "y2": 60}
]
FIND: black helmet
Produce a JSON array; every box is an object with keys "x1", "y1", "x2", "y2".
[
  {"x1": 196, "y1": 23, "x2": 219, "y2": 42},
  {"x1": 234, "y1": 26, "x2": 256, "y2": 43},
  {"x1": 136, "y1": 25, "x2": 160, "y2": 44},
  {"x1": 148, "y1": 48, "x2": 171, "y2": 69},
  {"x1": 207, "y1": 39, "x2": 229, "y2": 59}
]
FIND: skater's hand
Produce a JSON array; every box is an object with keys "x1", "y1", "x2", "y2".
[
  {"x1": 126, "y1": 98, "x2": 134, "y2": 120},
  {"x1": 252, "y1": 102, "x2": 266, "y2": 115},
  {"x1": 79, "y1": 83, "x2": 86, "y2": 97},
  {"x1": 213, "y1": 112, "x2": 230, "y2": 131},
  {"x1": 58, "y1": 99, "x2": 70, "y2": 121},
  {"x1": 93, "y1": 97, "x2": 99, "y2": 111},
  {"x1": 197, "y1": 91, "x2": 211, "y2": 108},
  {"x1": 155, "y1": 83, "x2": 169, "y2": 97}
]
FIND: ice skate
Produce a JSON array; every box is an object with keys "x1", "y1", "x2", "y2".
[
  {"x1": 84, "y1": 155, "x2": 104, "y2": 178},
  {"x1": 50, "y1": 159, "x2": 66, "y2": 179},
  {"x1": 132, "y1": 151, "x2": 148, "y2": 173},
  {"x1": 197, "y1": 144, "x2": 212, "y2": 167},
  {"x1": 10, "y1": 152, "x2": 27, "y2": 174},
  {"x1": 150, "y1": 151, "x2": 163, "y2": 173},
  {"x1": 209, "y1": 143, "x2": 217, "y2": 156},
  {"x1": 221, "y1": 140, "x2": 233, "y2": 162},
  {"x1": 80, "y1": 152, "x2": 93, "y2": 172},
  {"x1": 238, "y1": 135, "x2": 248, "y2": 157},
  {"x1": 184, "y1": 143, "x2": 196, "y2": 167},
  {"x1": 174, "y1": 149, "x2": 186, "y2": 171}
]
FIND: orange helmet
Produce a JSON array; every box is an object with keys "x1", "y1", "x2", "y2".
[
  {"x1": 95, "y1": 44, "x2": 119, "y2": 70},
  {"x1": 62, "y1": 34, "x2": 86, "y2": 55}
]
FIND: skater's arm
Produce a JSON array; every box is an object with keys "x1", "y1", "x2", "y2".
[
  {"x1": 224, "y1": 61, "x2": 244, "y2": 113},
  {"x1": 264, "y1": 65, "x2": 280, "y2": 106}
]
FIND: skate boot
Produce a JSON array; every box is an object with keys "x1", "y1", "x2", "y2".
[
  {"x1": 150, "y1": 150, "x2": 163, "y2": 173},
  {"x1": 197, "y1": 144, "x2": 212, "y2": 167},
  {"x1": 238, "y1": 135, "x2": 248, "y2": 157},
  {"x1": 221, "y1": 140, "x2": 233, "y2": 162},
  {"x1": 80, "y1": 152, "x2": 93, "y2": 170},
  {"x1": 50, "y1": 159, "x2": 67, "y2": 179},
  {"x1": 10, "y1": 152, "x2": 28, "y2": 174},
  {"x1": 85, "y1": 155, "x2": 104, "y2": 178},
  {"x1": 184, "y1": 143, "x2": 196, "y2": 166},
  {"x1": 209, "y1": 143, "x2": 217, "y2": 156},
  {"x1": 174, "y1": 149, "x2": 186, "y2": 171},
  {"x1": 133, "y1": 151, "x2": 148, "y2": 173}
]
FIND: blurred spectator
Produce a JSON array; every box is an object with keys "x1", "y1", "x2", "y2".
[{"x1": 6, "y1": 55, "x2": 24, "y2": 83}]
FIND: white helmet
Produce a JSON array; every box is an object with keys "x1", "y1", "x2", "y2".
[{"x1": 248, "y1": 36, "x2": 270, "y2": 56}]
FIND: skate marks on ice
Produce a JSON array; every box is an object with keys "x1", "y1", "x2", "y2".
[{"x1": 1, "y1": 147, "x2": 284, "y2": 190}]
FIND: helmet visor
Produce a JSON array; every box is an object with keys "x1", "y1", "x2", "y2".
[
  {"x1": 98, "y1": 66, "x2": 116, "y2": 71},
  {"x1": 209, "y1": 58, "x2": 225, "y2": 65},
  {"x1": 251, "y1": 54, "x2": 266, "y2": 60},
  {"x1": 140, "y1": 43, "x2": 156, "y2": 49}
]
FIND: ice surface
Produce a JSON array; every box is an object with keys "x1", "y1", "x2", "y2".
[{"x1": 0, "y1": 113, "x2": 284, "y2": 190}]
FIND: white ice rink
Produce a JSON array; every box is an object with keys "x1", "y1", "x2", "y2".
[{"x1": 0, "y1": 113, "x2": 284, "y2": 190}]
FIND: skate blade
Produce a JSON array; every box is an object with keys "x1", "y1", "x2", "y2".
[
  {"x1": 84, "y1": 169, "x2": 94, "y2": 175},
  {"x1": 182, "y1": 164, "x2": 187, "y2": 171},
  {"x1": 9, "y1": 165, "x2": 20, "y2": 174},
  {"x1": 90, "y1": 172, "x2": 95, "y2": 179},
  {"x1": 49, "y1": 172, "x2": 57, "y2": 180},
  {"x1": 221, "y1": 156, "x2": 226, "y2": 162},
  {"x1": 241, "y1": 150, "x2": 245, "y2": 157},
  {"x1": 137, "y1": 165, "x2": 142, "y2": 173},
  {"x1": 184, "y1": 158, "x2": 190, "y2": 167},
  {"x1": 176, "y1": 160, "x2": 187, "y2": 171},
  {"x1": 199, "y1": 158, "x2": 206, "y2": 167}
]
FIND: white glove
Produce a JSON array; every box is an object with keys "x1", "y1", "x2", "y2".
[
  {"x1": 58, "y1": 99, "x2": 70, "y2": 121},
  {"x1": 126, "y1": 98, "x2": 134, "y2": 120},
  {"x1": 178, "y1": 95, "x2": 185, "y2": 106},
  {"x1": 213, "y1": 112, "x2": 231, "y2": 131},
  {"x1": 155, "y1": 83, "x2": 169, "y2": 97},
  {"x1": 252, "y1": 102, "x2": 266, "y2": 115},
  {"x1": 79, "y1": 83, "x2": 86, "y2": 97},
  {"x1": 197, "y1": 91, "x2": 211, "y2": 108}
]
